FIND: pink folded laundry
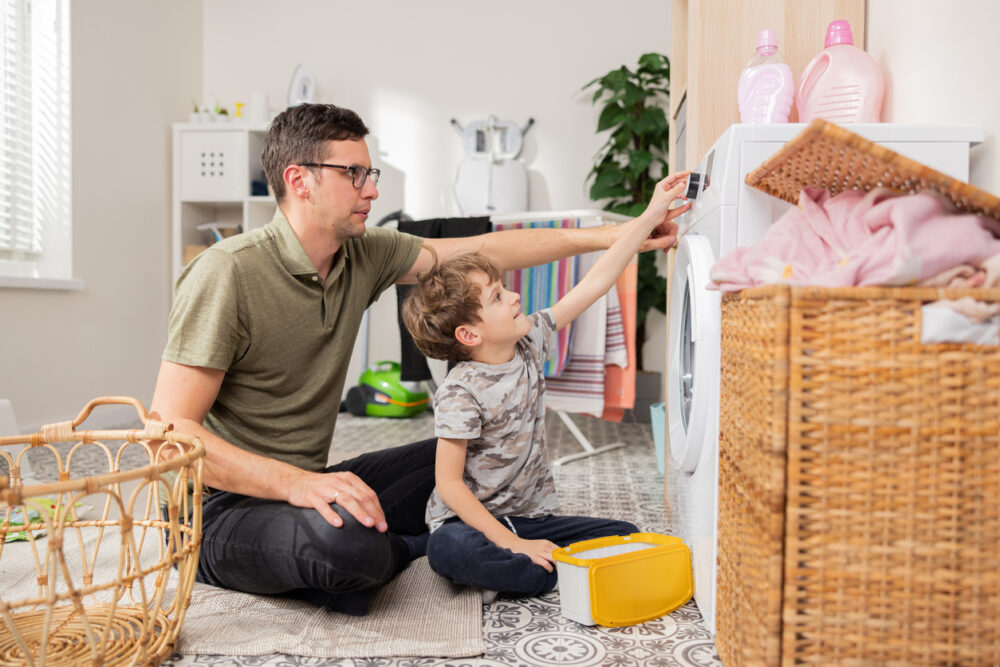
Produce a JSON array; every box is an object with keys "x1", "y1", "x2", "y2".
[{"x1": 709, "y1": 187, "x2": 1000, "y2": 291}]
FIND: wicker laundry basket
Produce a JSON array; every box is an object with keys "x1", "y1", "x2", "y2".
[
  {"x1": 0, "y1": 396, "x2": 204, "y2": 666},
  {"x1": 715, "y1": 285, "x2": 1000, "y2": 666}
]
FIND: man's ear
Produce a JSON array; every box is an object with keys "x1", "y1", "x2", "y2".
[
  {"x1": 285, "y1": 164, "x2": 311, "y2": 200},
  {"x1": 455, "y1": 324, "x2": 481, "y2": 347}
]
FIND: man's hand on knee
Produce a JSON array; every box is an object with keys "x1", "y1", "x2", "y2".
[{"x1": 289, "y1": 471, "x2": 388, "y2": 532}]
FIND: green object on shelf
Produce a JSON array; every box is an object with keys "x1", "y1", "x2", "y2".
[{"x1": 345, "y1": 361, "x2": 430, "y2": 418}]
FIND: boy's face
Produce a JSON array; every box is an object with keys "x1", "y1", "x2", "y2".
[{"x1": 468, "y1": 271, "x2": 531, "y2": 348}]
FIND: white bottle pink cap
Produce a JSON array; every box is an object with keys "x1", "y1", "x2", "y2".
[
  {"x1": 825, "y1": 20, "x2": 854, "y2": 47},
  {"x1": 756, "y1": 29, "x2": 777, "y2": 55}
]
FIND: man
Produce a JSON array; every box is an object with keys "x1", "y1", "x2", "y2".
[{"x1": 150, "y1": 103, "x2": 687, "y2": 615}]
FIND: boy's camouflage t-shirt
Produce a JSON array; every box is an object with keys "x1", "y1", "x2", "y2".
[{"x1": 425, "y1": 309, "x2": 560, "y2": 531}]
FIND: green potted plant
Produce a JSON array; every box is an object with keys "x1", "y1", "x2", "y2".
[{"x1": 583, "y1": 52, "x2": 671, "y2": 382}]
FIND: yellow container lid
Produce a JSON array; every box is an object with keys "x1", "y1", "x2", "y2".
[{"x1": 553, "y1": 532, "x2": 693, "y2": 627}]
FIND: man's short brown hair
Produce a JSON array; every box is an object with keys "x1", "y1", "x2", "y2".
[
  {"x1": 402, "y1": 250, "x2": 502, "y2": 364},
  {"x1": 261, "y1": 103, "x2": 369, "y2": 203}
]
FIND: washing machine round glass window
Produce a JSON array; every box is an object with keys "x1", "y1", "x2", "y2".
[
  {"x1": 667, "y1": 234, "x2": 721, "y2": 474},
  {"x1": 679, "y1": 281, "x2": 695, "y2": 431}
]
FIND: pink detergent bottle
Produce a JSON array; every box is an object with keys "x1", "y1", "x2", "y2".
[
  {"x1": 737, "y1": 29, "x2": 794, "y2": 123},
  {"x1": 796, "y1": 19, "x2": 885, "y2": 123}
]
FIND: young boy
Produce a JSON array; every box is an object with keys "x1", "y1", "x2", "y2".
[{"x1": 401, "y1": 172, "x2": 691, "y2": 598}]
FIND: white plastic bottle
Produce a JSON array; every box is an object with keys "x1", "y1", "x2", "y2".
[{"x1": 737, "y1": 29, "x2": 794, "y2": 124}]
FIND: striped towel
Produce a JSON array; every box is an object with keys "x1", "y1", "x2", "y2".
[
  {"x1": 494, "y1": 218, "x2": 578, "y2": 377},
  {"x1": 604, "y1": 275, "x2": 627, "y2": 368},
  {"x1": 602, "y1": 263, "x2": 638, "y2": 422},
  {"x1": 546, "y1": 250, "x2": 608, "y2": 417}
]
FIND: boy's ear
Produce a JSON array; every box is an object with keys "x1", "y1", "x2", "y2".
[{"x1": 454, "y1": 324, "x2": 481, "y2": 347}]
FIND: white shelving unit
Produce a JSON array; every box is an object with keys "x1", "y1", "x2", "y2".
[{"x1": 171, "y1": 122, "x2": 277, "y2": 282}]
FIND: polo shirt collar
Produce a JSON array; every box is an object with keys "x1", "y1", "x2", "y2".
[
  {"x1": 268, "y1": 207, "x2": 322, "y2": 277},
  {"x1": 267, "y1": 207, "x2": 349, "y2": 285}
]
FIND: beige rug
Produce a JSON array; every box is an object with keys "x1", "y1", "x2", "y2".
[
  {"x1": 2, "y1": 534, "x2": 485, "y2": 660},
  {"x1": 175, "y1": 556, "x2": 485, "y2": 659}
]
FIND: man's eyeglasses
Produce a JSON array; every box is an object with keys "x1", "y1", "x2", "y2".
[{"x1": 298, "y1": 163, "x2": 381, "y2": 189}]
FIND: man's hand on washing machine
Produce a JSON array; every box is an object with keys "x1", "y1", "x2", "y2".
[{"x1": 636, "y1": 171, "x2": 693, "y2": 253}]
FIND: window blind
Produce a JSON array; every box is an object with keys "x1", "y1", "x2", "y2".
[{"x1": 1, "y1": 0, "x2": 70, "y2": 268}]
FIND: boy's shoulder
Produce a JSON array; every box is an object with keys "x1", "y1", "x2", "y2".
[{"x1": 526, "y1": 309, "x2": 556, "y2": 338}]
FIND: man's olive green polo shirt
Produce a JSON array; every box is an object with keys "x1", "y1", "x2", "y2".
[{"x1": 164, "y1": 209, "x2": 422, "y2": 472}]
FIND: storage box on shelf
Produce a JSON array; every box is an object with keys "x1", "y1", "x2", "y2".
[
  {"x1": 715, "y1": 121, "x2": 1000, "y2": 665},
  {"x1": 171, "y1": 123, "x2": 277, "y2": 281}
]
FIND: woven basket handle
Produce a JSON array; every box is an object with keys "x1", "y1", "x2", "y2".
[{"x1": 40, "y1": 396, "x2": 171, "y2": 443}]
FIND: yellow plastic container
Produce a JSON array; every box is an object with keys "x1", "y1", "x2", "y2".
[{"x1": 552, "y1": 532, "x2": 693, "y2": 627}]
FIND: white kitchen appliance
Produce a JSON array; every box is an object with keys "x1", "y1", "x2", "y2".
[{"x1": 666, "y1": 123, "x2": 982, "y2": 635}]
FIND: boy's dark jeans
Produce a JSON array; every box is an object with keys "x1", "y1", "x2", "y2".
[
  {"x1": 427, "y1": 514, "x2": 638, "y2": 596},
  {"x1": 194, "y1": 438, "x2": 436, "y2": 615}
]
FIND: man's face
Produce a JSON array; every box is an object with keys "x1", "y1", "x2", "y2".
[{"x1": 307, "y1": 138, "x2": 378, "y2": 241}]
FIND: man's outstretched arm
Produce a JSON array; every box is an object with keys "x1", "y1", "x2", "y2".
[{"x1": 396, "y1": 172, "x2": 691, "y2": 284}]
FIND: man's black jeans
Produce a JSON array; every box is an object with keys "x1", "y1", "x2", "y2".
[{"x1": 194, "y1": 438, "x2": 436, "y2": 615}]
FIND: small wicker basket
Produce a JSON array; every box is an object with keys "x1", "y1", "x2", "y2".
[
  {"x1": 716, "y1": 286, "x2": 1000, "y2": 666},
  {"x1": 0, "y1": 396, "x2": 204, "y2": 666}
]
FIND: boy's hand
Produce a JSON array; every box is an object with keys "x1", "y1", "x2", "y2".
[
  {"x1": 506, "y1": 536, "x2": 559, "y2": 572},
  {"x1": 636, "y1": 171, "x2": 693, "y2": 252}
]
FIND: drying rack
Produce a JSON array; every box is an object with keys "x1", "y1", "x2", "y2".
[{"x1": 745, "y1": 118, "x2": 1000, "y2": 221}]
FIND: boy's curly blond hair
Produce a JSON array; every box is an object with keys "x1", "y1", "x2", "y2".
[{"x1": 402, "y1": 248, "x2": 502, "y2": 363}]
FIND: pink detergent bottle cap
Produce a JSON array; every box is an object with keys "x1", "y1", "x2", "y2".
[
  {"x1": 825, "y1": 20, "x2": 854, "y2": 47},
  {"x1": 756, "y1": 29, "x2": 777, "y2": 55}
]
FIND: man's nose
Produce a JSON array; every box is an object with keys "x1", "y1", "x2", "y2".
[{"x1": 361, "y1": 178, "x2": 378, "y2": 199}]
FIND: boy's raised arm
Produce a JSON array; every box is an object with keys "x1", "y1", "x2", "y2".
[{"x1": 550, "y1": 172, "x2": 691, "y2": 330}]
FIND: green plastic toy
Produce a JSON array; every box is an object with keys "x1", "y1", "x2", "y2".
[{"x1": 345, "y1": 361, "x2": 430, "y2": 418}]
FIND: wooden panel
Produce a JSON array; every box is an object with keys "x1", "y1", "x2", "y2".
[{"x1": 670, "y1": 0, "x2": 688, "y2": 123}]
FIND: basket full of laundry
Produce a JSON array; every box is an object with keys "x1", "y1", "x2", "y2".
[{"x1": 713, "y1": 121, "x2": 1000, "y2": 666}]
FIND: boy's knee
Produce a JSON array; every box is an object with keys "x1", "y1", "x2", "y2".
[
  {"x1": 616, "y1": 520, "x2": 639, "y2": 534},
  {"x1": 426, "y1": 526, "x2": 464, "y2": 572}
]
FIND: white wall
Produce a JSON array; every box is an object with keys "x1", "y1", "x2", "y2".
[
  {"x1": 201, "y1": 0, "x2": 673, "y2": 386},
  {"x1": 868, "y1": 0, "x2": 999, "y2": 193},
  {"x1": 0, "y1": 1, "x2": 202, "y2": 431}
]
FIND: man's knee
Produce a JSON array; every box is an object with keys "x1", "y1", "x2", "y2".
[{"x1": 302, "y1": 510, "x2": 398, "y2": 591}]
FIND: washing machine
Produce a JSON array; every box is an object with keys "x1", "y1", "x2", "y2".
[{"x1": 666, "y1": 123, "x2": 982, "y2": 635}]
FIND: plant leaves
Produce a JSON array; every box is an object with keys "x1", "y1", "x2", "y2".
[
  {"x1": 623, "y1": 82, "x2": 645, "y2": 107},
  {"x1": 642, "y1": 105, "x2": 668, "y2": 131},
  {"x1": 584, "y1": 52, "x2": 671, "y2": 348},
  {"x1": 637, "y1": 52, "x2": 669, "y2": 72},
  {"x1": 628, "y1": 150, "x2": 653, "y2": 176},
  {"x1": 589, "y1": 169, "x2": 630, "y2": 201},
  {"x1": 597, "y1": 103, "x2": 626, "y2": 132}
]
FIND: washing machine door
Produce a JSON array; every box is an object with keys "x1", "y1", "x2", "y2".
[{"x1": 667, "y1": 234, "x2": 721, "y2": 474}]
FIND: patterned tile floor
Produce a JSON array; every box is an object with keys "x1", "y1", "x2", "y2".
[{"x1": 7, "y1": 410, "x2": 721, "y2": 666}]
